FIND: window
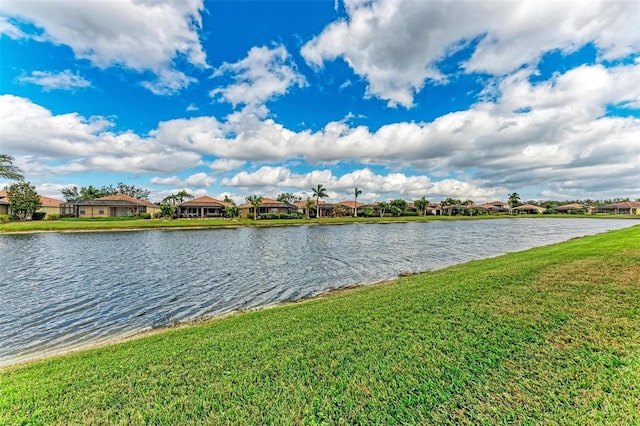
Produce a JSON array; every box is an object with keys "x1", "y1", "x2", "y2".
[
  {"x1": 98, "y1": 209, "x2": 104, "y2": 215},
  {"x1": 79, "y1": 209, "x2": 85, "y2": 215}
]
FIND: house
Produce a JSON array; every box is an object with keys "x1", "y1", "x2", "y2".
[
  {"x1": 336, "y1": 201, "x2": 364, "y2": 216},
  {"x1": 487, "y1": 201, "x2": 511, "y2": 212},
  {"x1": 61, "y1": 194, "x2": 160, "y2": 218},
  {"x1": 442, "y1": 204, "x2": 488, "y2": 216},
  {"x1": 512, "y1": 204, "x2": 545, "y2": 214},
  {"x1": 239, "y1": 197, "x2": 297, "y2": 218},
  {"x1": 0, "y1": 190, "x2": 64, "y2": 218},
  {"x1": 177, "y1": 196, "x2": 230, "y2": 218},
  {"x1": 553, "y1": 203, "x2": 592, "y2": 214},
  {"x1": 39, "y1": 195, "x2": 64, "y2": 218},
  {"x1": 594, "y1": 201, "x2": 640, "y2": 215},
  {"x1": 427, "y1": 203, "x2": 443, "y2": 215},
  {"x1": 0, "y1": 191, "x2": 9, "y2": 215}
]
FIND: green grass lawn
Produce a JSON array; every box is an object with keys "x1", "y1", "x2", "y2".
[
  {"x1": 1, "y1": 213, "x2": 636, "y2": 234},
  {"x1": 1, "y1": 225, "x2": 639, "y2": 424}
]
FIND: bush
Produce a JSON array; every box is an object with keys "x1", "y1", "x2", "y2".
[
  {"x1": 32, "y1": 212, "x2": 46, "y2": 220},
  {"x1": 401, "y1": 211, "x2": 418, "y2": 216},
  {"x1": 140, "y1": 213, "x2": 152, "y2": 219},
  {"x1": 259, "y1": 213, "x2": 299, "y2": 220},
  {"x1": 48, "y1": 214, "x2": 60, "y2": 220},
  {"x1": 0, "y1": 214, "x2": 13, "y2": 223}
]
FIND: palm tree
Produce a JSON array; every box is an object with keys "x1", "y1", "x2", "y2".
[
  {"x1": 162, "y1": 194, "x2": 179, "y2": 206},
  {"x1": 223, "y1": 195, "x2": 236, "y2": 205},
  {"x1": 353, "y1": 187, "x2": 362, "y2": 217},
  {"x1": 305, "y1": 197, "x2": 315, "y2": 220},
  {"x1": 246, "y1": 195, "x2": 263, "y2": 220},
  {"x1": 312, "y1": 184, "x2": 328, "y2": 219},
  {"x1": 175, "y1": 190, "x2": 194, "y2": 204},
  {"x1": 414, "y1": 197, "x2": 428, "y2": 216},
  {"x1": 508, "y1": 192, "x2": 522, "y2": 209},
  {"x1": 0, "y1": 154, "x2": 23, "y2": 181}
]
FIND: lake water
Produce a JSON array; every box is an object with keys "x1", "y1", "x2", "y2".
[{"x1": 0, "y1": 218, "x2": 636, "y2": 366}]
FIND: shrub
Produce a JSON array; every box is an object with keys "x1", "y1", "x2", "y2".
[
  {"x1": 0, "y1": 214, "x2": 13, "y2": 223},
  {"x1": 401, "y1": 211, "x2": 418, "y2": 217},
  {"x1": 48, "y1": 214, "x2": 60, "y2": 220},
  {"x1": 140, "y1": 213, "x2": 152, "y2": 219},
  {"x1": 32, "y1": 212, "x2": 46, "y2": 220}
]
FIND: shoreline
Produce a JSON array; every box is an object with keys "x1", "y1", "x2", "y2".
[{"x1": 1, "y1": 213, "x2": 637, "y2": 235}]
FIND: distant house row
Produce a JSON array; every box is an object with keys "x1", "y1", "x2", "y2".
[{"x1": 1, "y1": 191, "x2": 638, "y2": 219}]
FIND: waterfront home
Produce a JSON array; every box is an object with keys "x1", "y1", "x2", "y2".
[
  {"x1": 336, "y1": 201, "x2": 364, "y2": 216},
  {"x1": 239, "y1": 198, "x2": 297, "y2": 218},
  {"x1": 427, "y1": 203, "x2": 443, "y2": 215},
  {"x1": 442, "y1": 204, "x2": 488, "y2": 216},
  {"x1": 594, "y1": 201, "x2": 640, "y2": 215},
  {"x1": 487, "y1": 201, "x2": 511, "y2": 212},
  {"x1": 553, "y1": 203, "x2": 592, "y2": 214},
  {"x1": 512, "y1": 204, "x2": 545, "y2": 214},
  {"x1": 0, "y1": 191, "x2": 64, "y2": 218},
  {"x1": 0, "y1": 191, "x2": 8, "y2": 215},
  {"x1": 177, "y1": 196, "x2": 230, "y2": 218},
  {"x1": 61, "y1": 194, "x2": 160, "y2": 218}
]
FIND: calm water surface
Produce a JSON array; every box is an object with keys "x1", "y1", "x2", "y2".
[{"x1": 0, "y1": 218, "x2": 636, "y2": 365}]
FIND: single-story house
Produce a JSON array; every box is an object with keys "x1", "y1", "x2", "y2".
[
  {"x1": 553, "y1": 203, "x2": 592, "y2": 214},
  {"x1": 240, "y1": 197, "x2": 297, "y2": 218},
  {"x1": 512, "y1": 204, "x2": 545, "y2": 214},
  {"x1": 177, "y1": 196, "x2": 230, "y2": 218},
  {"x1": 39, "y1": 195, "x2": 64, "y2": 218},
  {"x1": 0, "y1": 191, "x2": 9, "y2": 215},
  {"x1": 442, "y1": 204, "x2": 488, "y2": 216},
  {"x1": 336, "y1": 201, "x2": 364, "y2": 216},
  {"x1": 61, "y1": 194, "x2": 160, "y2": 218},
  {"x1": 0, "y1": 190, "x2": 64, "y2": 218},
  {"x1": 487, "y1": 201, "x2": 511, "y2": 212},
  {"x1": 427, "y1": 203, "x2": 443, "y2": 215},
  {"x1": 594, "y1": 201, "x2": 640, "y2": 215}
]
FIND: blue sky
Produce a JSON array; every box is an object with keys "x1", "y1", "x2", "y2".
[{"x1": 1, "y1": 0, "x2": 639, "y2": 204}]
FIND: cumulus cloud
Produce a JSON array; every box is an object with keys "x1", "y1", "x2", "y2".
[
  {"x1": 150, "y1": 173, "x2": 215, "y2": 188},
  {"x1": 210, "y1": 44, "x2": 306, "y2": 108},
  {"x1": 221, "y1": 166, "x2": 498, "y2": 201},
  {"x1": 301, "y1": 0, "x2": 640, "y2": 107},
  {"x1": 3, "y1": 60, "x2": 638, "y2": 199},
  {"x1": 2, "y1": 0, "x2": 208, "y2": 94},
  {"x1": 17, "y1": 70, "x2": 91, "y2": 91},
  {"x1": 0, "y1": 94, "x2": 202, "y2": 174},
  {"x1": 209, "y1": 159, "x2": 246, "y2": 173}
]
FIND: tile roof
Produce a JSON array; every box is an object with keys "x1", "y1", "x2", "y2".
[
  {"x1": 39, "y1": 195, "x2": 64, "y2": 206},
  {"x1": 239, "y1": 197, "x2": 296, "y2": 208},
  {"x1": 336, "y1": 201, "x2": 364, "y2": 208},
  {"x1": 76, "y1": 194, "x2": 157, "y2": 207},
  {"x1": 607, "y1": 201, "x2": 640, "y2": 208},
  {"x1": 178, "y1": 196, "x2": 230, "y2": 207},
  {"x1": 554, "y1": 203, "x2": 585, "y2": 210}
]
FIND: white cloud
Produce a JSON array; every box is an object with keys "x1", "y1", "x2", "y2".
[
  {"x1": 221, "y1": 166, "x2": 498, "y2": 201},
  {"x1": 301, "y1": 0, "x2": 640, "y2": 107},
  {"x1": 2, "y1": 0, "x2": 208, "y2": 94},
  {"x1": 210, "y1": 44, "x2": 306, "y2": 108},
  {"x1": 0, "y1": 94, "x2": 202, "y2": 174},
  {"x1": 209, "y1": 159, "x2": 246, "y2": 173},
  {"x1": 150, "y1": 173, "x2": 215, "y2": 188},
  {"x1": 3, "y1": 61, "x2": 638, "y2": 199},
  {"x1": 0, "y1": 16, "x2": 26, "y2": 39},
  {"x1": 17, "y1": 70, "x2": 91, "y2": 91},
  {"x1": 186, "y1": 103, "x2": 199, "y2": 112}
]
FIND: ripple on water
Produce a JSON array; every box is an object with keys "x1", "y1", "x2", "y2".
[{"x1": 0, "y1": 218, "x2": 636, "y2": 365}]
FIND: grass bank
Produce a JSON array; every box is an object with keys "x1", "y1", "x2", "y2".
[
  {"x1": 1, "y1": 213, "x2": 635, "y2": 234},
  {"x1": 2, "y1": 226, "x2": 639, "y2": 424}
]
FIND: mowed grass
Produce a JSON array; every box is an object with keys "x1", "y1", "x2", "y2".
[
  {"x1": 1, "y1": 226, "x2": 639, "y2": 424},
  {"x1": 2, "y1": 213, "x2": 635, "y2": 234}
]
